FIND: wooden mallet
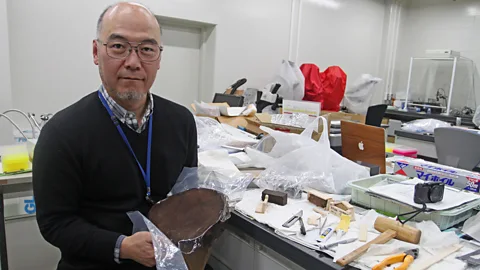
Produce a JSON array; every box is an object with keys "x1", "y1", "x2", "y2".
[{"x1": 336, "y1": 216, "x2": 421, "y2": 266}]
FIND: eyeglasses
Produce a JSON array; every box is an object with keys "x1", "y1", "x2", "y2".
[{"x1": 97, "y1": 39, "x2": 163, "y2": 62}]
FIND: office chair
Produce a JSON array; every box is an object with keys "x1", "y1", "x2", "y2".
[
  {"x1": 434, "y1": 127, "x2": 480, "y2": 171},
  {"x1": 365, "y1": 104, "x2": 388, "y2": 127}
]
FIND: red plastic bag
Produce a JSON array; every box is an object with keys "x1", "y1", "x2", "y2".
[{"x1": 300, "y1": 63, "x2": 347, "y2": 111}]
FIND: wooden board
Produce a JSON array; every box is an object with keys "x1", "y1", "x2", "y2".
[{"x1": 341, "y1": 121, "x2": 386, "y2": 174}]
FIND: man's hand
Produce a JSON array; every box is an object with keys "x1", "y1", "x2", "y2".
[{"x1": 120, "y1": 232, "x2": 156, "y2": 267}]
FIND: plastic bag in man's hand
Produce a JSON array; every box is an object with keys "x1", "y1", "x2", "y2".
[{"x1": 127, "y1": 211, "x2": 188, "y2": 270}]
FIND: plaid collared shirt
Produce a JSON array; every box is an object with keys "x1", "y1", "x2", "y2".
[{"x1": 99, "y1": 85, "x2": 154, "y2": 133}]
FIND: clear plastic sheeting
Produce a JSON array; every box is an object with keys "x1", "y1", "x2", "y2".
[
  {"x1": 401, "y1": 118, "x2": 451, "y2": 134},
  {"x1": 193, "y1": 101, "x2": 220, "y2": 117},
  {"x1": 343, "y1": 74, "x2": 382, "y2": 114},
  {"x1": 195, "y1": 117, "x2": 234, "y2": 151},
  {"x1": 195, "y1": 116, "x2": 258, "y2": 152},
  {"x1": 127, "y1": 211, "x2": 189, "y2": 270},
  {"x1": 171, "y1": 167, "x2": 253, "y2": 207},
  {"x1": 149, "y1": 188, "x2": 229, "y2": 255},
  {"x1": 270, "y1": 113, "x2": 315, "y2": 128}
]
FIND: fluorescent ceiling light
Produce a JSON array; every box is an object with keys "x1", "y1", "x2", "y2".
[
  {"x1": 305, "y1": 0, "x2": 342, "y2": 10},
  {"x1": 467, "y1": 6, "x2": 480, "y2": 16}
]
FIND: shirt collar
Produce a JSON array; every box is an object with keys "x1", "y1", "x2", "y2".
[{"x1": 99, "y1": 85, "x2": 154, "y2": 133}]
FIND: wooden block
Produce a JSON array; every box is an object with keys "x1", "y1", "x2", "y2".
[
  {"x1": 410, "y1": 244, "x2": 462, "y2": 270},
  {"x1": 313, "y1": 207, "x2": 327, "y2": 216},
  {"x1": 307, "y1": 215, "x2": 321, "y2": 226},
  {"x1": 358, "y1": 224, "x2": 367, "y2": 242},
  {"x1": 329, "y1": 201, "x2": 355, "y2": 221},
  {"x1": 307, "y1": 190, "x2": 333, "y2": 209},
  {"x1": 255, "y1": 195, "x2": 269, "y2": 214},
  {"x1": 262, "y1": 189, "x2": 288, "y2": 206}
]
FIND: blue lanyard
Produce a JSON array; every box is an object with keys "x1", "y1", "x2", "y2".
[{"x1": 97, "y1": 91, "x2": 153, "y2": 202}]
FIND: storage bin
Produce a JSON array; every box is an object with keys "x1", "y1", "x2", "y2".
[
  {"x1": 349, "y1": 174, "x2": 480, "y2": 230},
  {"x1": 0, "y1": 144, "x2": 30, "y2": 173}
]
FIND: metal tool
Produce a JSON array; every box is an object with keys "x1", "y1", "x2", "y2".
[
  {"x1": 372, "y1": 248, "x2": 419, "y2": 270},
  {"x1": 282, "y1": 210, "x2": 303, "y2": 228},
  {"x1": 298, "y1": 217, "x2": 306, "y2": 235},
  {"x1": 456, "y1": 249, "x2": 480, "y2": 265},
  {"x1": 318, "y1": 216, "x2": 328, "y2": 236},
  {"x1": 319, "y1": 238, "x2": 357, "y2": 250}
]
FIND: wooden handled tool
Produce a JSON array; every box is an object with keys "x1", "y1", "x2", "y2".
[
  {"x1": 255, "y1": 195, "x2": 269, "y2": 214},
  {"x1": 336, "y1": 217, "x2": 421, "y2": 267},
  {"x1": 374, "y1": 216, "x2": 421, "y2": 244}
]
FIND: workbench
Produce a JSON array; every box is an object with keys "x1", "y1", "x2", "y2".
[
  {"x1": 0, "y1": 172, "x2": 34, "y2": 270},
  {"x1": 394, "y1": 130, "x2": 437, "y2": 161},
  {"x1": 219, "y1": 211, "x2": 356, "y2": 270}
]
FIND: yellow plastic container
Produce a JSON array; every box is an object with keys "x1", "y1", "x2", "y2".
[{"x1": 1, "y1": 145, "x2": 30, "y2": 173}]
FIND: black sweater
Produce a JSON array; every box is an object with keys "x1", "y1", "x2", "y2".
[{"x1": 32, "y1": 92, "x2": 198, "y2": 270}]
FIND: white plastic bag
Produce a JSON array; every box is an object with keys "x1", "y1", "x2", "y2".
[
  {"x1": 272, "y1": 60, "x2": 305, "y2": 101},
  {"x1": 250, "y1": 116, "x2": 368, "y2": 194},
  {"x1": 343, "y1": 74, "x2": 382, "y2": 114},
  {"x1": 474, "y1": 106, "x2": 480, "y2": 127},
  {"x1": 401, "y1": 118, "x2": 451, "y2": 134}
]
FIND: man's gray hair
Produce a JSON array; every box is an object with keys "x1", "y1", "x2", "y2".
[{"x1": 96, "y1": 2, "x2": 159, "y2": 38}]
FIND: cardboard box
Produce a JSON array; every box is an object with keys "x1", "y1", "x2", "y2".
[
  {"x1": 246, "y1": 113, "x2": 325, "y2": 141},
  {"x1": 216, "y1": 116, "x2": 260, "y2": 133},
  {"x1": 393, "y1": 159, "x2": 480, "y2": 193},
  {"x1": 321, "y1": 111, "x2": 366, "y2": 134},
  {"x1": 282, "y1": 100, "x2": 321, "y2": 116},
  {"x1": 224, "y1": 88, "x2": 244, "y2": 96}
]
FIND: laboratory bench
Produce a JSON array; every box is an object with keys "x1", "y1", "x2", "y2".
[
  {"x1": 0, "y1": 173, "x2": 349, "y2": 270},
  {"x1": 0, "y1": 172, "x2": 35, "y2": 270},
  {"x1": 385, "y1": 109, "x2": 476, "y2": 128},
  {"x1": 394, "y1": 130, "x2": 437, "y2": 161},
  {"x1": 211, "y1": 211, "x2": 354, "y2": 270}
]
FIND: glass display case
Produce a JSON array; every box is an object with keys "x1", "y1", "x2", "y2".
[{"x1": 403, "y1": 56, "x2": 476, "y2": 116}]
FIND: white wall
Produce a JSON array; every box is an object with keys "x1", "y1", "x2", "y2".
[
  {"x1": 5, "y1": 0, "x2": 387, "y2": 129},
  {"x1": 0, "y1": 0, "x2": 13, "y2": 145},
  {"x1": 297, "y1": 0, "x2": 386, "y2": 96},
  {"x1": 393, "y1": 0, "x2": 480, "y2": 110}
]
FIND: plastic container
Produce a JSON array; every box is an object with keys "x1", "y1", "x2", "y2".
[
  {"x1": 385, "y1": 143, "x2": 394, "y2": 153},
  {"x1": 13, "y1": 129, "x2": 40, "y2": 144},
  {"x1": 349, "y1": 174, "x2": 480, "y2": 230},
  {"x1": 393, "y1": 146, "x2": 418, "y2": 158},
  {"x1": 0, "y1": 144, "x2": 30, "y2": 174}
]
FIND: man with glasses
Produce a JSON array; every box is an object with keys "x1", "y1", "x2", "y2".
[{"x1": 32, "y1": 2, "x2": 198, "y2": 270}]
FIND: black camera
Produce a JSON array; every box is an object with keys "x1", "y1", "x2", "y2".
[{"x1": 414, "y1": 182, "x2": 445, "y2": 204}]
